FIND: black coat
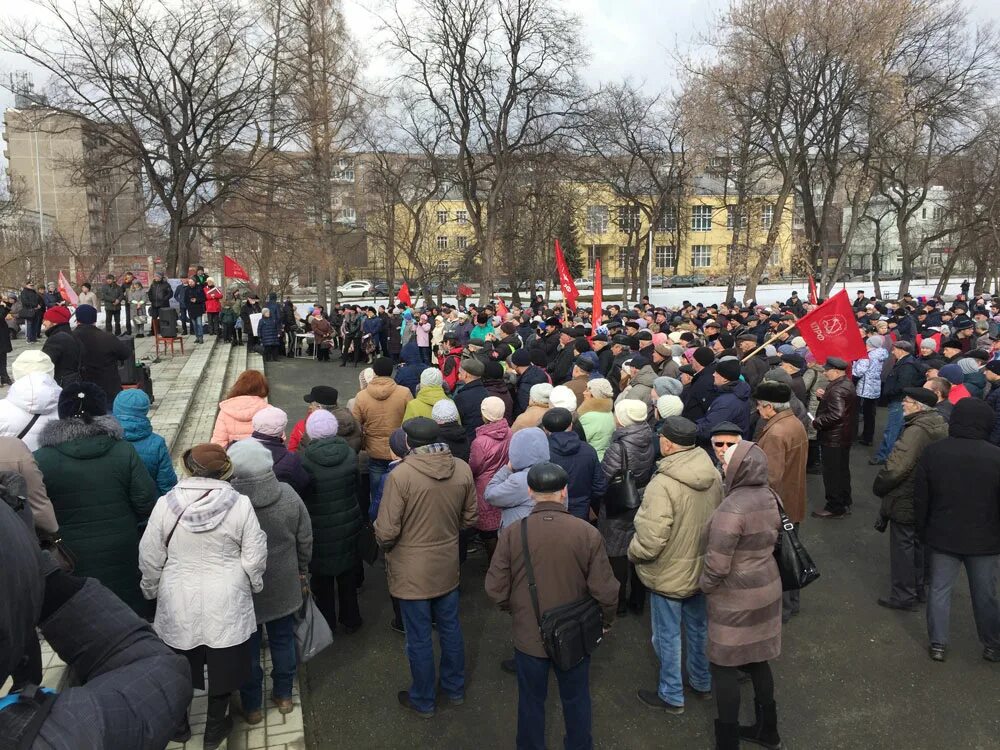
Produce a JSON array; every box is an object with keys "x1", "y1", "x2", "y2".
[
  {"x1": 18, "y1": 287, "x2": 42, "y2": 318},
  {"x1": 681, "y1": 365, "x2": 718, "y2": 422},
  {"x1": 72, "y1": 324, "x2": 132, "y2": 404},
  {"x1": 547, "y1": 342, "x2": 578, "y2": 386},
  {"x1": 0, "y1": 303, "x2": 12, "y2": 354},
  {"x1": 147, "y1": 280, "x2": 173, "y2": 310},
  {"x1": 438, "y1": 420, "x2": 470, "y2": 462},
  {"x1": 42, "y1": 324, "x2": 82, "y2": 386},
  {"x1": 514, "y1": 365, "x2": 550, "y2": 417},
  {"x1": 914, "y1": 399, "x2": 1000, "y2": 556},
  {"x1": 596, "y1": 345, "x2": 615, "y2": 378},
  {"x1": 813, "y1": 375, "x2": 857, "y2": 447},
  {"x1": 453, "y1": 378, "x2": 489, "y2": 440},
  {"x1": 882, "y1": 355, "x2": 928, "y2": 403},
  {"x1": 184, "y1": 284, "x2": 206, "y2": 316}
]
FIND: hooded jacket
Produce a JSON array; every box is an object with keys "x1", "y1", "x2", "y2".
[
  {"x1": 138, "y1": 477, "x2": 267, "y2": 649},
  {"x1": 300, "y1": 436, "x2": 363, "y2": 577},
  {"x1": 34, "y1": 415, "x2": 158, "y2": 614},
  {"x1": 548, "y1": 430, "x2": 608, "y2": 520},
  {"x1": 0, "y1": 372, "x2": 61, "y2": 451},
  {"x1": 438, "y1": 420, "x2": 470, "y2": 462},
  {"x1": 395, "y1": 342, "x2": 429, "y2": 395},
  {"x1": 403, "y1": 384, "x2": 451, "y2": 422},
  {"x1": 485, "y1": 428, "x2": 551, "y2": 529},
  {"x1": 113, "y1": 389, "x2": 177, "y2": 496},
  {"x1": 852, "y1": 346, "x2": 889, "y2": 400},
  {"x1": 873, "y1": 408, "x2": 948, "y2": 524},
  {"x1": 211, "y1": 394, "x2": 269, "y2": 447},
  {"x1": 469, "y1": 420, "x2": 512, "y2": 532},
  {"x1": 696, "y1": 378, "x2": 752, "y2": 442},
  {"x1": 352, "y1": 376, "x2": 413, "y2": 460},
  {"x1": 374, "y1": 447, "x2": 477, "y2": 599},
  {"x1": 251, "y1": 431, "x2": 311, "y2": 496},
  {"x1": 628, "y1": 446, "x2": 723, "y2": 597},
  {"x1": 577, "y1": 396, "x2": 615, "y2": 460},
  {"x1": 615, "y1": 364, "x2": 658, "y2": 408}
]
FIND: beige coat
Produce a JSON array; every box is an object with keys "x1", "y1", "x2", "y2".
[
  {"x1": 511, "y1": 404, "x2": 549, "y2": 432},
  {"x1": 756, "y1": 408, "x2": 809, "y2": 523},
  {"x1": 0, "y1": 435, "x2": 58, "y2": 533},
  {"x1": 352, "y1": 376, "x2": 413, "y2": 460}
]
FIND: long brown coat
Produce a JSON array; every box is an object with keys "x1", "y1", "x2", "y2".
[
  {"x1": 351, "y1": 376, "x2": 412, "y2": 460},
  {"x1": 699, "y1": 442, "x2": 782, "y2": 667},
  {"x1": 756, "y1": 408, "x2": 808, "y2": 523}
]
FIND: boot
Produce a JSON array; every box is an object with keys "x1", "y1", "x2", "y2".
[
  {"x1": 715, "y1": 719, "x2": 741, "y2": 750},
  {"x1": 740, "y1": 700, "x2": 782, "y2": 749},
  {"x1": 203, "y1": 694, "x2": 233, "y2": 750}
]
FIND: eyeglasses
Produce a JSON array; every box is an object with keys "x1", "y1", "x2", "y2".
[{"x1": 712, "y1": 440, "x2": 739, "y2": 448}]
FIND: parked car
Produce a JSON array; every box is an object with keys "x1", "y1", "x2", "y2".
[
  {"x1": 574, "y1": 277, "x2": 594, "y2": 290},
  {"x1": 371, "y1": 282, "x2": 389, "y2": 296},
  {"x1": 337, "y1": 280, "x2": 373, "y2": 297}
]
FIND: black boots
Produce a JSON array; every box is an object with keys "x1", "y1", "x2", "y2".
[
  {"x1": 740, "y1": 700, "x2": 782, "y2": 749},
  {"x1": 203, "y1": 694, "x2": 233, "y2": 750},
  {"x1": 715, "y1": 720, "x2": 740, "y2": 750}
]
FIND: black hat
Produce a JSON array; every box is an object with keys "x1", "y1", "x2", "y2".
[
  {"x1": 541, "y1": 407, "x2": 574, "y2": 433},
  {"x1": 527, "y1": 462, "x2": 569, "y2": 493},
  {"x1": 710, "y1": 421, "x2": 743, "y2": 437},
  {"x1": 968, "y1": 349, "x2": 990, "y2": 362},
  {"x1": 941, "y1": 338, "x2": 963, "y2": 351},
  {"x1": 373, "y1": 357, "x2": 395, "y2": 376},
  {"x1": 443, "y1": 331, "x2": 460, "y2": 342},
  {"x1": 574, "y1": 355, "x2": 595, "y2": 373},
  {"x1": 679, "y1": 364, "x2": 696, "y2": 376},
  {"x1": 781, "y1": 353, "x2": 806, "y2": 369},
  {"x1": 737, "y1": 334, "x2": 758, "y2": 344},
  {"x1": 716, "y1": 359, "x2": 742, "y2": 382},
  {"x1": 823, "y1": 356, "x2": 848, "y2": 370},
  {"x1": 483, "y1": 360, "x2": 504, "y2": 380},
  {"x1": 57, "y1": 382, "x2": 108, "y2": 419},
  {"x1": 625, "y1": 355, "x2": 651, "y2": 370},
  {"x1": 984, "y1": 360, "x2": 1000, "y2": 375},
  {"x1": 658, "y1": 416, "x2": 697, "y2": 446},
  {"x1": 304, "y1": 386, "x2": 338, "y2": 406},
  {"x1": 754, "y1": 381, "x2": 792, "y2": 403},
  {"x1": 693, "y1": 347, "x2": 715, "y2": 367},
  {"x1": 636, "y1": 330, "x2": 653, "y2": 341},
  {"x1": 592, "y1": 333, "x2": 609, "y2": 342},
  {"x1": 717, "y1": 332, "x2": 735, "y2": 349},
  {"x1": 953, "y1": 315, "x2": 974, "y2": 330},
  {"x1": 530, "y1": 350, "x2": 548, "y2": 367},
  {"x1": 468, "y1": 337, "x2": 486, "y2": 347},
  {"x1": 402, "y1": 417, "x2": 440, "y2": 448},
  {"x1": 545, "y1": 316, "x2": 562, "y2": 328},
  {"x1": 566, "y1": 325, "x2": 588, "y2": 338},
  {"x1": 611, "y1": 334, "x2": 631, "y2": 346},
  {"x1": 511, "y1": 348, "x2": 532, "y2": 366},
  {"x1": 902, "y1": 387, "x2": 938, "y2": 408}
]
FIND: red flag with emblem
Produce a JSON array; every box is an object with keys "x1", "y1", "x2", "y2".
[
  {"x1": 224, "y1": 255, "x2": 251, "y2": 281},
  {"x1": 458, "y1": 283, "x2": 475, "y2": 297},
  {"x1": 58, "y1": 270, "x2": 79, "y2": 305},
  {"x1": 398, "y1": 282, "x2": 412, "y2": 307},
  {"x1": 795, "y1": 288, "x2": 867, "y2": 363},
  {"x1": 495, "y1": 296, "x2": 509, "y2": 318},
  {"x1": 554, "y1": 239, "x2": 579, "y2": 311},
  {"x1": 591, "y1": 259, "x2": 603, "y2": 335}
]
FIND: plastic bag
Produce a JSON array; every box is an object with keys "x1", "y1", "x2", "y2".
[{"x1": 294, "y1": 594, "x2": 333, "y2": 662}]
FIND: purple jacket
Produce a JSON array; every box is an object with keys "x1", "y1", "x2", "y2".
[
  {"x1": 252, "y1": 431, "x2": 311, "y2": 497},
  {"x1": 469, "y1": 420, "x2": 512, "y2": 532}
]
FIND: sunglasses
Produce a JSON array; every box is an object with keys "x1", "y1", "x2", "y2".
[{"x1": 713, "y1": 440, "x2": 739, "y2": 448}]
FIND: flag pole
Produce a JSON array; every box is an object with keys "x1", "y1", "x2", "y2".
[{"x1": 740, "y1": 322, "x2": 798, "y2": 363}]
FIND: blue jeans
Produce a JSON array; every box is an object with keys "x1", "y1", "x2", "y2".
[
  {"x1": 649, "y1": 592, "x2": 710, "y2": 706},
  {"x1": 369, "y1": 458, "x2": 391, "y2": 499},
  {"x1": 926, "y1": 550, "x2": 1000, "y2": 649},
  {"x1": 190, "y1": 313, "x2": 204, "y2": 339},
  {"x1": 876, "y1": 400, "x2": 904, "y2": 461},
  {"x1": 515, "y1": 650, "x2": 592, "y2": 750},
  {"x1": 239, "y1": 614, "x2": 297, "y2": 711},
  {"x1": 399, "y1": 588, "x2": 465, "y2": 713}
]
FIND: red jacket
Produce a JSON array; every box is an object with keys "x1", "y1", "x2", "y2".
[
  {"x1": 205, "y1": 286, "x2": 224, "y2": 314},
  {"x1": 288, "y1": 418, "x2": 307, "y2": 452}
]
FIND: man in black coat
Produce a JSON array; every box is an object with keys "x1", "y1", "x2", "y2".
[
  {"x1": 452, "y1": 359, "x2": 489, "y2": 440},
  {"x1": 510, "y1": 348, "x2": 550, "y2": 418},
  {"x1": 812, "y1": 357, "x2": 857, "y2": 519},
  {"x1": 19, "y1": 282, "x2": 44, "y2": 343},
  {"x1": 680, "y1": 347, "x2": 718, "y2": 422},
  {"x1": 172, "y1": 277, "x2": 189, "y2": 335},
  {"x1": 542, "y1": 408, "x2": 607, "y2": 521},
  {"x1": 98, "y1": 273, "x2": 124, "y2": 336},
  {"x1": 41, "y1": 306, "x2": 82, "y2": 386},
  {"x1": 914, "y1": 398, "x2": 1000, "y2": 663},
  {"x1": 547, "y1": 326, "x2": 583, "y2": 386},
  {"x1": 183, "y1": 277, "x2": 207, "y2": 343},
  {"x1": 71, "y1": 304, "x2": 131, "y2": 405},
  {"x1": 147, "y1": 272, "x2": 173, "y2": 336}
]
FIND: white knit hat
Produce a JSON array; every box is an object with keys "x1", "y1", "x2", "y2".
[
  {"x1": 420, "y1": 368, "x2": 443, "y2": 387},
  {"x1": 587, "y1": 378, "x2": 614, "y2": 400},
  {"x1": 529, "y1": 383, "x2": 553, "y2": 405},
  {"x1": 614, "y1": 399, "x2": 647, "y2": 426},
  {"x1": 549, "y1": 385, "x2": 577, "y2": 412},
  {"x1": 656, "y1": 394, "x2": 684, "y2": 419},
  {"x1": 431, "y1": 399, "x2": 459, "y2": 423},
  {"x1": 12, "y1": 350, "x2": 54, "y2": 380}
]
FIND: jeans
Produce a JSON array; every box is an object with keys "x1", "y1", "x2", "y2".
[
  {"x1": 190, "y1": 314, "x2": 204, "y2": 339},
  {"x1": 515, "y1": 650, "x2": 592, "y2": 750},
  {"x1": 889, "y1": 521, "x2": 924, "y2": 606},
  {"x1": 649, "y1": 592, "x2": 710, "y2": 706},
  {"x1": 369, "y1": 458, "x2": 391, "y2": 499},
  {"x1": 239, "y1": 614, "x2": 297, "y2": 711},
  {"x1": 399, "y1": 588, "x2": 465, "y2": 713},
  {"x1": 876, "y1": 400, "x2": 905, "y2": 461},
  {"x1": 926, "y1": 550, "x2": 1000, "y2": 649}
]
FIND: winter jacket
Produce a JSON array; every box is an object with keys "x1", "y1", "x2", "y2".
[
  {"x1": 230, "y1": 470, "x2": 313, "y2": 624},
  {"x1": 72, "y1": 323, "x2": 132, "y2": 405},
  {"x1": 453, "y1": 378, "x2": 489, "y2": 439},
  {"x1": 882, "y1": 355, "x2": 928, "y2": 403},
  {"x1": 0, "y1": 435, "x2": 58, "y2": 533},
  {"x1": 681, "y1": 364, "x2": 718, "y2": 422},
  {"x1": 395, "y1": 342, "x2": 429, "y2": 395},
  {"x1": 375, "y1": 446, "x2": 477, "y2": 599},
  {"x1": 511, "y1": 403, "x2": 549, "y2": 432},
  {"x1": 628, "y1": 447, "x2": 723, "y2": 598},
  {"x1": 484, "y1": 377, "x2": 515, "y2": 423},
  {"x1": 184, "y1": 284, "x2": 206, "y2": 317},
  {"x1": 41, "y1": 322, "x2": 82, "y2": 386},
  {"x1": 577, "y1": 397, "x2": 615, "y2": 460},
  {"x1": 548, "y1": 431, "x2": 607, "y2": 520},
  {"x1": 288, "y1": 406, "x2": 361, "y2": 454},
  {"x1": 852, "y1": 346, "x2": 889, "y2": 400},
  {"x1": 915, "y1": 399, "x2": 1000, "y2": 556},
  {"x1": 97, "y1": 283, "x2": 121, "y2": 308},
  {"x1": 599, "y1": 422, "x2": 658, "y2": 557},
  {"x1": 873, "y1": 408, "x2": 948, "y2": 525},
  {"x1": 469, "y1": 420, "x2": 512, "y2": 532},
  {"x1": 148, "y1": 279, "x2": 174, "y2": 310},
  {"x1": 352, "y1": 376, "x2": 413, "y2": 460},
  {"x1": 813, "y1": 375, "x2": 857, "y2": 448},
  {"x1": 440, "y1": 345, "x2": 465, "y2": 392},
  {"x1": 699, "y1": 442, "x2": 782, "y2": 667},
  {"x1": 251, "y1": 431, "x2": 311, "y2": 496},
  {"x1": 211, "y1": 394, "x2": 269, "y2": 447},
  {"x1": 138, "y1": 477, "x2": 267, "y2": 649},
  {"x1": 696, "y1": 379, "x2": 752, "y2": 443},
  {"x1": 741, "y1": 353, "x2": 771, "y2": 389},
  {"x1": 438, "y1": 420, "x2": 470, "y2": 462},
  {"x1": 172, "y1": 282, "x2": 187, "y2": 310},
  {"x1": 515, "y1": 365, "x2": 550, "y2": 416},
  {"x1": 485, "y1": 427, "x2": 551, "y2": 529},
  {"x1": 756, "y1": 408, "x2": 809, "y2": 523},
  {"x1": 113, "y1": 389, "x2": 177, "y2": 496},
  {"x1": 258, "y1": 314, "x2": 282, "y2": 346},
  {"x1": 300, "y1": 436, "x2": 363, "y2": 577},
  {"x1": 35, "y1": 415, "x2": 158, "y2": 615},
  {"x1": 403, "y1": 384, "x2": 452, "y2": 422},
  {"x1": 615, "y1": 365, "x2": 658, "y2": 409},
  {"x1": 547, "y1": 343, "x2": 578, "y2": 386},
  {"x1": 204, "y1": 285, "x2": 223, "y2": 314},
  {"x1": 963, "y1": 370, "x2": 987, "y2": 399},
  {"x1": 986, "y1": 385, "x2": 1000, "y2": 445},
  {"x1": 0, "y1": 372, "x2": 61, "y2": 451}
]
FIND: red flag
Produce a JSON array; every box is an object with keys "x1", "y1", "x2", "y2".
[
  {"x1": 224, "y1": 255, "x2": 250, "y2": 281},
  {"x1": 554, "y1": 239, "x2": 579, "y2": 311},
  {"x1": 495, "y1": 296, "x2": 509, "y2": 318},
  {"x1": 458, "y1": 283, "x2": 475, "y2": 297},
  {"x1": 795, "y1": 289, "x2": 867, "y2": 364},
  {"x1": 58, "y1": 270, "x2": 79, "y2": 306},
  {"x1": 591, "y1": 259, "x2": 603, "y2": 335},
  {"x1": 808, "y1": 275, "x2": 818, "y2": 305},
  {"x1": 398, "y1": 282, "x2": 412, "y2": 307}
]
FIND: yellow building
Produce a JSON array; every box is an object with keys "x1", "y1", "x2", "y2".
[{"x1": 367, "y1": 195, "x2": 475, "y2": 279}]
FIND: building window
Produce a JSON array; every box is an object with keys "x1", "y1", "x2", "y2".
[
  {"x1": 617, "y1": 205, "x2": 641, "y2": 232},
  {"x1": 726, "y1": 244, "x2": 734, "y2": 265},
  {"x1": 932, "y1": 207, "x2": 943, "y2": 220},
  {"x1": 334, "y1": 158, "x2": 354, "y2": 182},
  {"x1": 587, "y1": 205, "x2": 609, "y2": 234},
  {"x1": 455, "y1": 210, "x2": 467, "y2": 224},
  {"x1": 726, "y1": 205, "x2": 747, "y2": 230},
  {"x1": 436, "y1": 260, "x2": 449, "y2": 273},
  {"x1": 587, "y1": 245, "x2": 599, "y2": 269},
  {"x1": 921, "y1": 207, "x2": 927, "y2": 219},
  {"x1": 338, "y1": 206, "x2": 356, "y2": 225},
  {"x1": 691, "y1": 205, "x2": 713, "y2": 232},
  {"x1": 617, "y1": 246, "x2": 630, "y2": 268},
  {"x1": 761, "y1": 204, "x2": 774, "y2": 229},
  {"x1": 655, "y1": 245, "x2": 677, "y2": 268},
  {"x1": 436, "y1": 210, "x2": 448, "y2": 225},
  {"x1": 456, "y1": 236, "x2": 467, "y2": 250},
  {"x1": 436, "y1": 236, "x2": 448, "y2": 250},
  {"x1": 658, "y1": 206, "x2": 676, "y2": 231},
  {"x1": 691, "y1": 245, "x2": 712, "y2": 268}
]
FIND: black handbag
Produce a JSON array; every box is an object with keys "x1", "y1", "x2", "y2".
[
  {"x1": 773, "y1": 494, "x2": 820, "y2": 591},
  {"x1": 603, "y1": 444, "x2": 641, "y2": 519},
  {"x1": 520, "y1": 519, "x2": 605, "y2": 671},
  {"x1": 357, "y1": 523, "x2": 379, "y2": 565}
]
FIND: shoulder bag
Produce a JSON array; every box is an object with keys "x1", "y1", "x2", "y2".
[
  {"x1": 603, "y1": 443, "x2": 640, "y2": 519},
  {"x1": 773, "y1": 494, "x2": 820, "y2": 591},
  {"x1": 520, "y1": 518, "x2": 605, "y2": 671}
]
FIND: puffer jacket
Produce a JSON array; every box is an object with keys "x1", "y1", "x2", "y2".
[
  {"x1": 485, "y1": 427, "x2": 551, "y2": 529},
  {"x1": 469, "y1": 420, "x2": 512, "y2": 532},
  {"x1": 695, "y1": 378, "x2": 752, "y2": 442},
  {"x1": 138, "y1": 477, "x2": 267, "y2": 649},
  {"x1": 628, "y1": 446, "x2": 723, "y2": 597},
  {"x1": 548, "y1": 430, "x2": 608, "y2": 520},
  {"x1": 112, "y1": 389, "x2": 178, "y2": 496},
  {"x1": 599, "y1": 421, "x2": 659, "y2": 556},
  {"x1": 258, "y1": 314, "x2": 282, "y2": 346},
  {"x1": 852, "y1": 346, "x2": 889, "y2": 400},
  {"x1": 873, "y1": 408, "x2": 948, "y2": 524},
  {"x1": 403, "y1": 384, "x2": 451, "y2": 422},
  {"x1": 300, "y1": 436, "x2": 363, "y2": 577},
  {"x1": 352, "y1": 376, "x2": 413, "y2": 460},
  {"x1": 251, "y1": 431, "x2": 311, "y2": 496},
  {"x1": 577, "y1": 397, "x2": 615, "y2": 460},
  {"x1": 204, "y1": 285, "x2": 223, "y2": 314},
  {"x1": 615, "y1": 365, "x2": 658, "y2": 409},
  {"x1": 211, "y1": 394, "x2": 269, "y2": 447},
  {"x1": 0, "y1": 372, "x2": 61, "y2": 450}
]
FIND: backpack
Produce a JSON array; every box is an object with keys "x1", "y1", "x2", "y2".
[{"x1": 0, "y1": 687, "x2": 60, "y2": 750}]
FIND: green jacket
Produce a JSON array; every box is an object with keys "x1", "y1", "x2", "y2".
[
  {"x1": 300, "y1": 436, "x2": 363, "y2": 576},
  {"x1": 403, "y1": 385, "x2": 454, "y2": 422},
  {"x1": 33, "y1": 416, "x2": 157, "y2": 614},
  {"x1": 873, "y1": 408, "x2": 948, "y2": 524}
]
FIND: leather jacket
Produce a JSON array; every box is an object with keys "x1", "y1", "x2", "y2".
[{"x1": 812, "y1": 375, "x2": 857, "y2": 447}]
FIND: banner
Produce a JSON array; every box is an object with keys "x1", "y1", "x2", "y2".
[
  {"x1": 398, "y1": 282, "x2": 412, "y2": 307},
  {"x1": 57, "y1": 270, "x2": 79, "y2": 306},
  {"x1": 458, "y1": 283, "x2": 475, "y2": 297},
  {"x1": 555, "y1": 239, "x2": 579, "y2": 311},
  {"x1": 808, "y1": 275, "x2": 818, "y2": 305},
  {"x1": 795, "y1": 289, "x2": 867, "y2": 364},
  {"x1": 496, "y1": 296, "x2": 509, "y2": 318},
  {"x1": 224, "y1": 255, "x2": 251, "y2": 281},
  {"x1": 591, "y1": 259, "x2": 603, "y2": 335}
]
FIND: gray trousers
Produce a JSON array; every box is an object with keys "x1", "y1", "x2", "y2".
[
  {"x1": 926, "y1": 550, "x2": 1000, "y2": 649},
  {"x1": 889, "y1": 521, "x2": 924, "y2": 606}
]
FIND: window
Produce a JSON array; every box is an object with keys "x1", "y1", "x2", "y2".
[
  {"x1": 691, "y1": 205, "x2": 713, "y2": 231},
  {"x1": 617, "y1": 205, "x2": 641, "y2": 232},
  {"x1": 655, "y1": 245, "x2": 677, "y2": 268},
  {"x1": 455, "y1": 210, "x2": 467, "y2": 225},
  {"x1": 436, "y1": 236, "x2": 448, "y2": 250},
  {"x1": 456, "y1": 236, "x2": 467, "y2": 250},
  {"x1": 436, "y1": 210, "x2": 448, "y2": 225},
  {"x1": 921, "y1": 207, "x2": 927, "y2": 219},
  {"x1": 436, "y1": 260, "x2": 449, "y2": 273},
  {"x1": 587, "y1": 245, "x2": 599, "y2": 269},
  {"x1": 334, "y1": 158, "x2": 354, "y2": 182},
  {"x1": 761, "y1": 204, "x2": 774, "y2": 229},
  {"x1": 617, "y1": 246, "x2": 630, "y2": 268},
  {"x1": 726, "y1": 205, "x2": 747, "y2": 230},
  {"x1": 587, "y1": 205, "x2": 609, "y2": 234},
  {"x1": 338, "y1": 206, "x2": 356, "y2": 225},
  {"x1": 691, "y1": 245, "x2": 712, "y2": 268},
  {"x1": 932, "y1": 207, "x2": 943, "y2": 220},
  {"x1": 658, "y1": 206, "x2": 677, "y2": 231}
]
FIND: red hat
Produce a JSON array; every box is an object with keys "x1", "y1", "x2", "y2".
[{"x1": 43, "y1": 306, "x2": 71, "y2": 326}]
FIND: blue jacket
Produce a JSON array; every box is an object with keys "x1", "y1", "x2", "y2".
[
  {"x1": 681, "y1": 365, "x2": 718, "y2": 422},
  {"x1": 547, "y1": 431, "x2": 607, "y2": 520},
  {"x1": 362, "y1": 316, "x2": 383, "y2": 337},
  {"x1": 395, "y1": 341, "x2": 428, "y2": 396},
  {"x1": 258, "y1": 314, "x2": 282, "y2": 346},
  {"x1": 172, "y1": 282, "x2": 187, "y2": 309},
  {"x1": 484, "y1": 427, "x2": 550, "y2": 528},
  {"x1": 696, "y1": 378, "x2": 751, "y2": 442},
  {"x1": 111, "y1": 389, "x2": 177, "y2": 496},
  {"x1": 515, "y1": 365, "x2": 550, "y2": 416},
  {"x1": 453, "y1": 378, "x2": 489, "y2": 440},
  {"x1": 370, "y1": 459, "x2": 402, "y2": 521}
]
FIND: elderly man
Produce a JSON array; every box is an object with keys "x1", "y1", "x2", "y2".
[
  {"x1": 453, "y1": 358, "x2": 489, "y2": 440},
  {"x1": 510, "y1": 347, "x2": 550, "y2": 418},
  {"x1": 872, "y1": 387, "x2": 949, "y2": 612},
  {"x1": 681, "y1": 347, "x2": 718, "y2": 422},
  {"x1": 566, "y1": 355, "x2": 596, "y2": 407},
  {"x1": 873, "y1": 341, "x2": 927, "y2": 465},
  {"x1": 708, "y1": 422, "x2": 742, "y2": 467},
  {"x1": 812, "y1": 357, "x2": 858, "y2": 519},
  {"x1": 695, "y1": 360, "x2": 751, "y2": 443}
]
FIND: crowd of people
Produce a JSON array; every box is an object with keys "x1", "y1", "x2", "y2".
[{"x1": 3, "y1": 280, "x2": 1000, "y2": 749}]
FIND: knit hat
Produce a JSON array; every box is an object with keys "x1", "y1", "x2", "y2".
[
  {"x1": 431, "y1": 399, "x2": 460, "y2": 424},
  {"x1": 790, "y1": 336, "x2": 806, "y2": 349},
  {"x1": 986, "y1": 361, "x2": 1000, "y2": 376},
  {"x1": 957, "y1": 357, "x2": 981, "y2": 375},
  {"x1": 587, "y1": 378, "x2": 614, "y2": 400},
  {"x1": 57, "y1": 382, "x2": 108, "y2": 419},
  {"x1": 938, "y1": 364, "x2": 963, "y2": 385},
  {"x1": 252, "y1": 406, "x2": 288, "y2": 438},
  {"x1": 306, "y1": 409, "x2": 339, "y2": 439},
  {"x1": 74, "y1": 304, "x2": 97, "y2": 324},
  {"x1": 12, "y1": 350, "x2": 54, "y2": 380},
  {"x1": 549, "y1": 385, "x2": 577, "y2": 412},
  {"x1": 511, "y1": 348, "x2": 532, "y2": 366},
  {"x1": 403, "y1": 417, "x2": 440, "y2": 448},
  {"x1": 483, "y1": 360, "x2": 504, "y2": 380},
  {"x1": 359, "y1": 367, "x2": 376, "y2": 390},
  {"x1": 656, "y1": 394, "x2": 684, "y2": 420},
  {"x1": 716, "y1": 359, "x2": 741, "y2": 382},
  {"x1": 529, "y1": 383, "x2": 553, "y2": 405},
  {"x1": 919, "y1": 338, "x2": 937, "y2": 351},
  {"x1": 693, "y1": 347, "x2": 715, "y2": 367},
  {"x1": 653, "y1": 376, "x2": 683, "y2": 397},
  {"x1": 659, "y1": 415, "x2": 697, "y2": 446},
  {"x1": 481, "y1": 396, "x2": 507, "y2": 422},
  {"x1": 42, "y1": 306, "x2": 71, "y2": 326},
  {"x1": 373, "y1": 357, "x2": 394, "y2": 377},
  {"x1": 421, "y1": 368, "x2": 444, "y2": 387},
  {"x1": 614, "y1": 399, "x2": 647, "y2": 426},
  {"x1": 228, "y1": 438, "x2": 275, "y2": 478},
  {"x1": 389, "y1": 428, "x2": 410, "y2": 459}
]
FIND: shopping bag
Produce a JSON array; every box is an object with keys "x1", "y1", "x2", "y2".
[{"x1": 294, "y1": 594, "x2": 334, "y2": 662}]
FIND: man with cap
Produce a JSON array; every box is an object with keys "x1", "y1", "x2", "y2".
[
  {"x1": 353, "y1": 357, "x2": 413, "y2": 496},
  {"x1": 374, "y1": 417, "x2": 477, "y2": 718},
  {"x1": 652, "y1": 341, "x2": 681, "y2": 379},
  {"x1": 629, "y1": 416, "x2": 722, "y2": 713},
  {"x1": 40, "y1": 304, "x2": 81, "y2": 387},
  {"x1": 681, "y1": 347, "x2": 719, "y2": 423},
  {"x1": 98, "y1": 273, "x2": 124, "y2": 336},
  {"x1": 70, "y1": 304, "x2": 132, "y2": 405},
  {"x1": 874, "y1": 340, "x2": 928, "y2": 465},
  {"x1": 608, "y1": 334, "x2": 637, "y2": 393},
  {"x1": 737, "y1": 335, "x2": 769, "y2": 388},
  {"x1": 510, "y1": 347, "x2": 550, "y2": 418},
  {"x1": 694, "y1": 359, "x2": 751, "y2": 446},
  {"x1": 547, "y1": 325, "x2": 584, "y2": 386},
  {"x1": 453, "y1": 357, "x2": 489, "y2": 440},
  {"x1": 541, "y1": 407, "x2": 606, "y2": 521},
  {"x1": 812, "y1": 357, "x2": 858, "y2": 519},
  {"x1": 566, "y1": 354, "x2": 595, "y2": 406},
  {"x1": 485, "y1": 462, "x2": 619, "y2": 750},
  {"x1": 592, "y1": 332, "x2": 615, "y2": 377},
  {"x1": 147, "y1": 271, "x2": 173, "y2": 336},
  {"x1": 616, "y1": 355, "x2": 658, "y2": 408},
  {"x1": 708, "y1": 423, "x2": 742, "y2": 467},
  {"x1": 290, "y1": 386, "x2": 361, "y2": 453},
  {"x1": 872, "y1": 387, "x2": 948, "y2": 611},
  {"x1": 940, "y1": 338, "x2": 964, "y2": 365}
]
